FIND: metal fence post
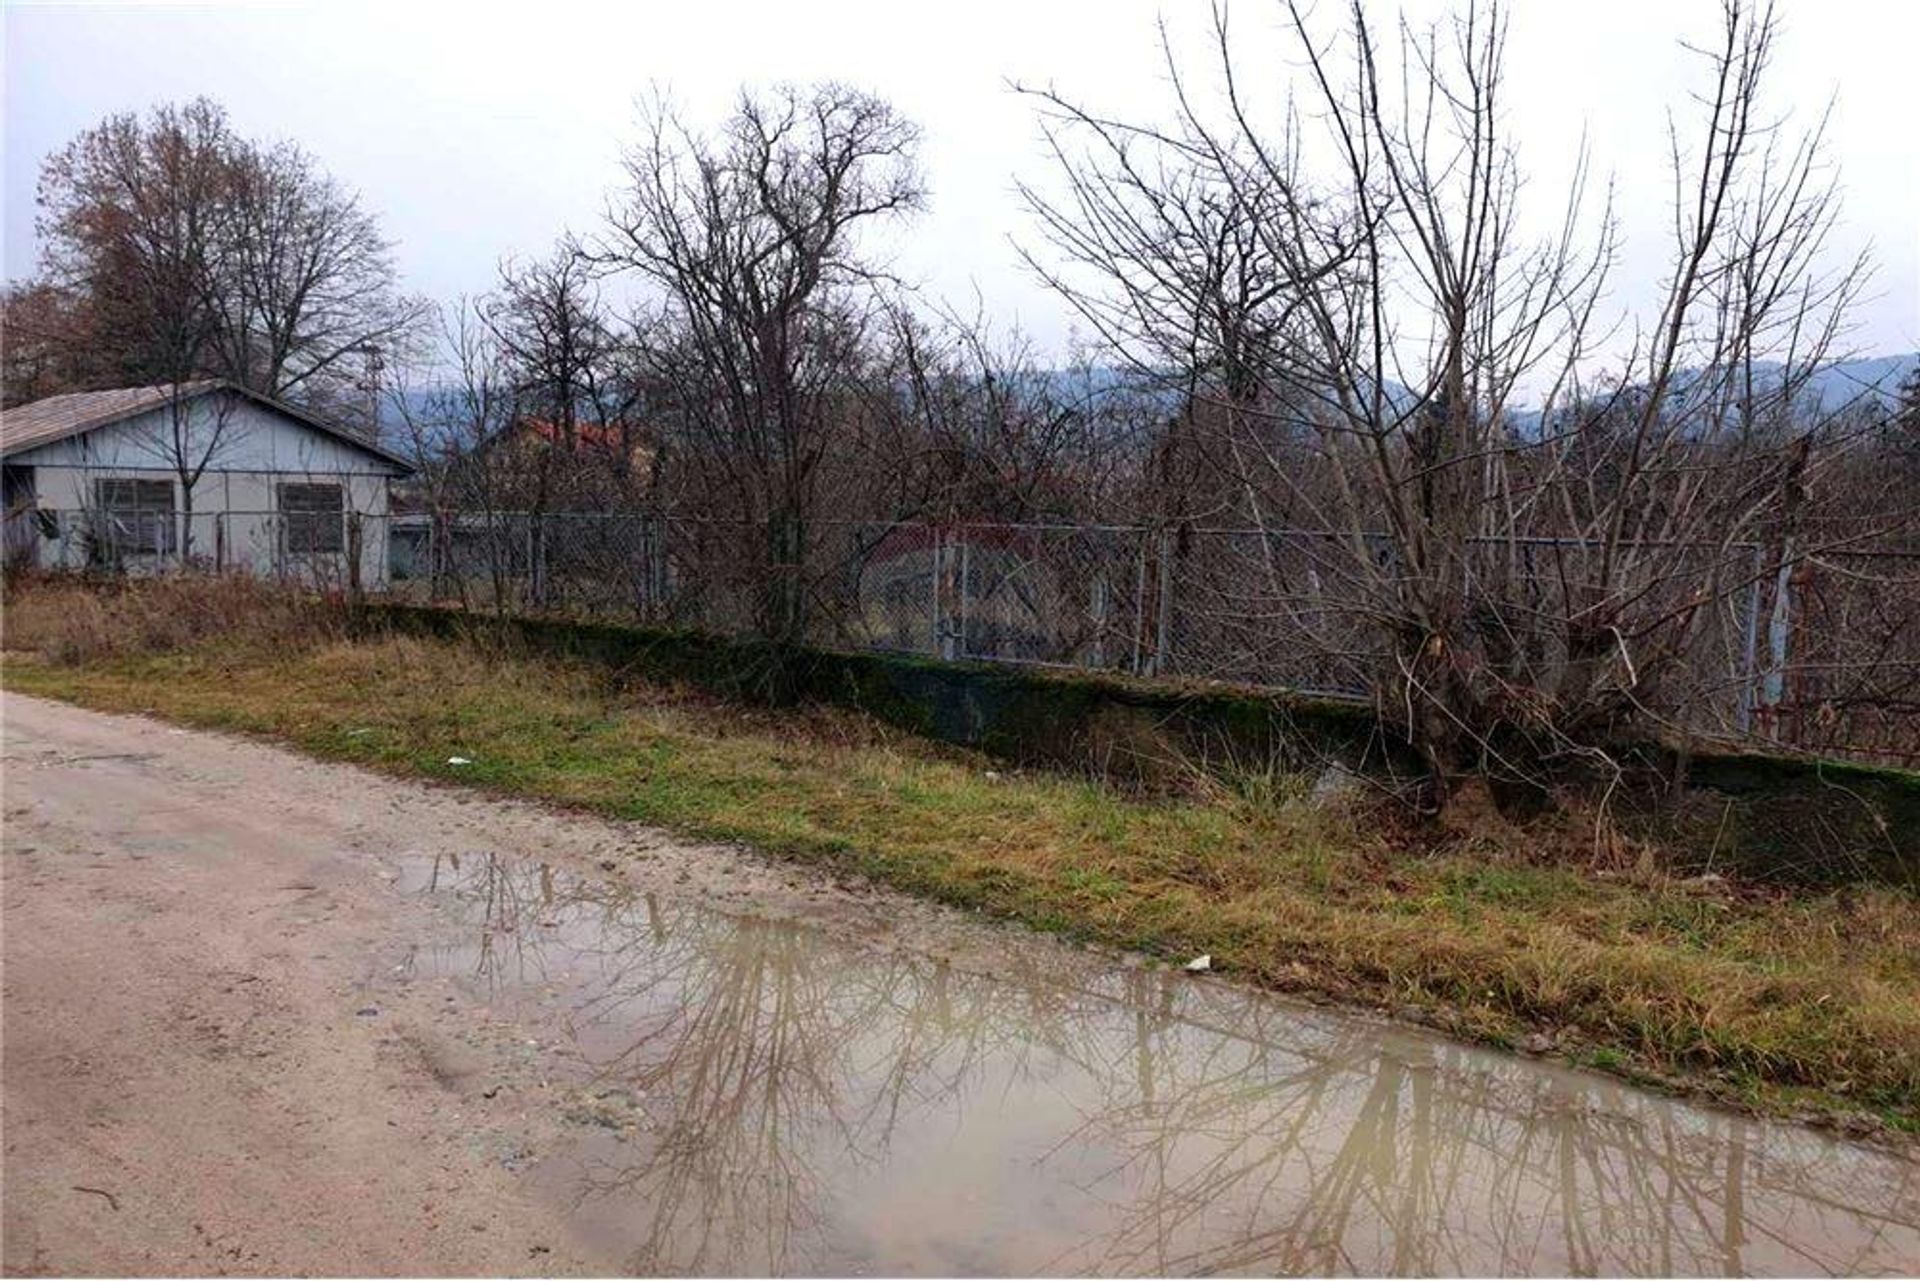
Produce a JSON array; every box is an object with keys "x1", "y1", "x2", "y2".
[
  {"x1": 427, "y1": 511, "x2": 440, "y2": 599},
  {"x1": 537, "y1": 513, "x2": 549, "y2": 610},
  {"x1": 934, "y1": 525, "x2": 956, "y2": 660},
  {"x1": 1763, "y1": 545, "x2": 1793, "y2": 739},
  {"x1": 1130, "y1": 532, "x2": 1149, "y2": 675},
  {"x1": 630, "y1": 514, "x2": 647, "y2": 620},
  {"x1": 1152, "y1": 527, "x2": 1175, "y2": 677},
  {"x1": 651, "y1": 514, "x2": 670, "y2": 621},
  {"x1": 526, "y1": 515, "x2": 539, "y2": 610},
  {"x1": 345, "y1": 512, "x2": 364, "y2": 606},
  {"x1": 958, "y1": 536, "x2": 971, "y2": 662},
  {"x1": 1090, "y1": 569, "x2": 1109, "y2": 669},
  {"x1": 1736, "y1": 544, "x2": 1762, "y2": 735}
]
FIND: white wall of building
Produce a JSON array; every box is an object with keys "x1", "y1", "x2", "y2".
[{"x1": 6, "y1": 390, "x2": 407, "y2": 587}]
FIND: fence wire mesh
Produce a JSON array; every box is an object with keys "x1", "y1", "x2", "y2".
[{"x1": 9, "y1": 505, "x2": 1916, "y2": 765}]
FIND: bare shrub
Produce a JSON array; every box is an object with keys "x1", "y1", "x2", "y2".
[{"x1": 1, "y1": 574, "x2": 344, "y2": 666}]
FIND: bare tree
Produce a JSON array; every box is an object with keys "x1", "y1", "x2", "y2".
[
  {"x1": 876, "y1": 302, "x2": 1157, "y2": 523},
  {"x1": 36, "y1": 99, "x2": 234, "y2": 397},
  {"x1": 385, "y1": 298, "x2": 527, "y2": 607},
  {"x1": 212, "y1": 134, "x2": 426, "y2": 416},
  {"x1": 31, "y1": 102, "x2": 250, "y2": 564},
  {"x1": 138, "y1": 384, "x2": 247, "y2": 566},
  {"x1": 30, "y1": 97, "x2": 424, "y2": 428},
  {"x1": 484, "y1": 248, "x2": 625, "y2": 440},
  {"x1": 594, "y1": 83, "x2": 924, "y2": 652},
  {"x1": 1021, "y1": 0, "x2": 1880, "y2": 811},
  {"x1": 479, "y1": 247, "x2": 651, "y2": 515}
]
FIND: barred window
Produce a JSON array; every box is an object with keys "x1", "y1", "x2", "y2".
[
  {"x1": 279, "y1": 483, "x2": 345, "y2": 555},
  {"x1": 94, "y1": 478, "x2": 175, "y2": 557}
]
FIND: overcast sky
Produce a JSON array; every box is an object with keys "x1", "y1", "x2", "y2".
[{"x1": 5, "y1": 0, "x2": 1917, "y2": 364}]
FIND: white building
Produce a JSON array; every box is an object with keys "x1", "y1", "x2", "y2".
[{"x1": 1, "y1": 380, "x2": 413, "y2": 587}]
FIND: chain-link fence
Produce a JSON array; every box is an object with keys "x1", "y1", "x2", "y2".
[
  {"x1": 1754, "y1": 548, "x2": 1920, "y2": 762},
  {"x1": 8, "y1": 506, "x2": 385, "y2": 593},
  {"x1": 11, "y1": 505, "x2": 1916, "y2": 765},
  {"x1": 1163, "y1": 528, "x2": 1386, "y2": 696}
]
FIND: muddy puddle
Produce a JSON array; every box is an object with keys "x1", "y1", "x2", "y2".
[{"x1": 386, "y1": 852, "x2": 1920, "y2": 1276}]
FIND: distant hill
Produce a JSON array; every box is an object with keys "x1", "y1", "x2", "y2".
[
  {"x1": 374, "y1": 351, "x2": 1918, "y2": 443},
  {"x1": 1795, "y1": 353, "x2": 1916, "y2": 411},
  {"x1": 375, "y1": 388, "x2": 449, "y2": 434}
]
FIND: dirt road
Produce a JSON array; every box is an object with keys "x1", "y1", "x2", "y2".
[
  {"x1": 4, "y1": 692, "x2": 1917, "y2": 1276},
  {"x1": 0, "y1": 692, "x2": 994, "y2": 1275}
]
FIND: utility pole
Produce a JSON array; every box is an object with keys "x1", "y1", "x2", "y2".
[{"x1": 354, "y1": 342, "x2": 385, "y2": 441}]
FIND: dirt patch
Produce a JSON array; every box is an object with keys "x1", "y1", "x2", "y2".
[{"x1": 0, "y1": 693, "x2": 1126, "y2": 1274}]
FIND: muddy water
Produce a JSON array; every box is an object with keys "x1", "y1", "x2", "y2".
[{"x1": 389, "y1": 852, "x2": 1919, "y2": 1277}]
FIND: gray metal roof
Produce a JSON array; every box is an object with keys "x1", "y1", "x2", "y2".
[{"x1": 0, "y1": 380, "x2": 415, "y2": 473}]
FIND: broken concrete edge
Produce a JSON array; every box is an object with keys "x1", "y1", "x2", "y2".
[{"x1": 358, "y1": 603, "x2": 1919, "y2": 888}]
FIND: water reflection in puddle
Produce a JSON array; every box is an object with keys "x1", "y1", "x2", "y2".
[{"x1": 393, "y1": 852, "x2": 1920, "y2": 1277}]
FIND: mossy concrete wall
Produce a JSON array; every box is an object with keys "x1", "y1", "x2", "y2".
[
  {"x1": 366, "y1": 604, "x2": 1918, "y2": 888},
  {"x1": 1645, "y1": 749, "x2": 1919, "y2": 888}
]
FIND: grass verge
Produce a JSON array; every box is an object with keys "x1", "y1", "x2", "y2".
[{"x1": 4, "y1": 585, "x2": 1916, "y2": 1137}]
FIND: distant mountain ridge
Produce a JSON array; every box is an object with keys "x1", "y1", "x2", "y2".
[
  {"x1": 373, "y1": 351, "x2": 1918, "y2": 437},
  {"x1": 1790, "y1": 353, "x2": 1916, "y2": 412}
]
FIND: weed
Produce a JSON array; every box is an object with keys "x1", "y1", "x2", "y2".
[{"x1": 2, "y1": 574, "x2": 339, "y2": 665}]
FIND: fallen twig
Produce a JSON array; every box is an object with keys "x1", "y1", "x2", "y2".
[{"x1": 71, "y1": 1185, "x2": 119, "y2": 1211}]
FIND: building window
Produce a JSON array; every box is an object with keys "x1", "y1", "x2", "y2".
[
  {"x1": 278, "y1": 483, "x2": 345, "y2": 555},
  {"x1": 93, "y1": 478, "x2": 176, "y2": 557}
]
